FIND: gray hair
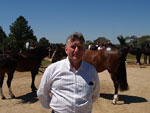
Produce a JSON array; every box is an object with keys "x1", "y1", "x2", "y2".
[{"x1": 66, "y1": 32, "x2": 85, "y2": 46}]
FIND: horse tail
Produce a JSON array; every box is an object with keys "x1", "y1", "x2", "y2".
[{"x1": 118, "y1": 50, "x2": 129, "y2": 91}]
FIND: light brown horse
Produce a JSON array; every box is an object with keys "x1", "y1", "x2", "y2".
[{"x1": 52, "y1": 46, "x2": 129, "y2": 104}]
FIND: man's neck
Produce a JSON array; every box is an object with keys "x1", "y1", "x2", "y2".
[{"x1": 70, "y1": 60, "x2": 82, "y2": 71}]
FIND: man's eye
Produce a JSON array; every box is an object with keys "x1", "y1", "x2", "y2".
[
  {"x1": 78, "y1": 46, "x2": 84, "y2": 50},
  {"x1": 78, "y1": 46, "x2": 82, "y2": 49},
  {"x1": 70, "y1": 45, "x2": 84, "y2": 50},
  {"x1": 71, "y1": 46, "x2": 76, "y2": 49}
]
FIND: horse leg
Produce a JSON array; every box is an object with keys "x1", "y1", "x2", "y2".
[
  {"x1": 149, "y1": 55, "x2": 150, "y2": 64},
  {"x1": 7, "y1": 72, "x2": 15, "y2": 98},
  {"x1": 0, "y1": 73, "x2": 6, "y2": 99},
  {"x1": 144, "y1": 55, "x2": 147, "y2": 64},
  {"x1": 112, "y1": 81, "x2": 119, "y2": 104},
  {"x1": 110, "y1": 73, "x2": 119, "y2": 105},
  {"x1": 31, "y1": 71, "x2": 37, "y2": 92},
  {"x1": 136, "y1": 54, "x2": 141, "y2": 65}
]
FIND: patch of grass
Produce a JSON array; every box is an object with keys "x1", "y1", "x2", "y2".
[
  {"x1": 127, "y1": 53, "x2": 144, "y2": 60},
  {"x1": 126, "y1": 53, "x2": 136, "y2": 59},
  {"x1": 42, "y1": 59, "x2": 51, "y2": 66}
]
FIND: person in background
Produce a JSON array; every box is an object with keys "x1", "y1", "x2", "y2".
[
  {"x1": 88, "y1": 43, "x2": 92, "y2": 49},
  {"x1": 97, "y1": 42, "x2": 105, "y2": 50},
  {"x1": 26, "y1": 42, "x2": 30, "y2": 50},
  {"x1": 37, "y1": 32, "x2": 100, "y2": 113}
]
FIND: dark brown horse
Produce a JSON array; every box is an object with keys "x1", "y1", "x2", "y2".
[
  {"x1": 141, "y1": 46, "x2": 150, "y2": 64},
  {"x1": 0, "y1": 54, "x2": 18, "y2": 99},
  {"x1": 52, "y1": 46, "x2": 129, "y2": 104},
  {"x1": 84, "y1": 47, "x2": 128, "y2": 104},
  {"x1": 0, "y1": 47, "x2": 49, "y2": 99},
  {"x1": 127, "y1": 46, "x2": 142, "y2": 65}
]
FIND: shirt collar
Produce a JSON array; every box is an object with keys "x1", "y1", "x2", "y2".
[{"x1": 65, "y1": 57, "x2": 84, "y2": 72}]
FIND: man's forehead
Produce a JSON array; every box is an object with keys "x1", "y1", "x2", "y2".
[{"x1": 69, "y1": 40, "x2": 84, "y2": 45}]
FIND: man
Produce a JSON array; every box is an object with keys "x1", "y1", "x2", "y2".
[
  {"x1": 97, "y1": 42, "x2": 105, "y2": 50},
  {"x1": 26, "y1": 42, "x2": 30, "y2": 50},
  {"x1": 37, "y1": 32, "x2": 100, "y2": 113}
]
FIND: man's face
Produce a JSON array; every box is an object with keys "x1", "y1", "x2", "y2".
[{"x1": 65, "y1": 39, "x2": 85, "y2": 63}]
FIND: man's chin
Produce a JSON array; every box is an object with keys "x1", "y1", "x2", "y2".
[
  {"x1": 71, "y1": 57, "x2": 81, "y2": 61},
  {"x1": 69, "y1": 56, "x2": 79, "y2": 60}
]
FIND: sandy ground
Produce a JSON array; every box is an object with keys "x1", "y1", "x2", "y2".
[{"x1": 0, "y1": 60, "x2": 150, "y2": 113}]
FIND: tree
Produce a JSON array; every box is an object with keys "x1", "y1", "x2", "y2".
[
  {"x1": 38, "y1": 37, "x2": 50, "y2": 47},
  {"x1": 94, "y1": 37, "x2": 110, "y2": 45},
  {"x1": 3, "y1": 37, "x2": 18, "y2": 52},
  {"x1": 0, "y1": 26, "x2": 7, "y2": 42},
  {"x1": 85, "y1": 40, "x2": 93, "y2": 48},
  {"x1": 117, "y1": 35, "x2": 127, "y2": 46},
  {"x1": 138, "y1": 35, "x2": 150, "y2": 46},
  {"x1": 0, "y1": 26, "x2": 7, "y2": 51},
  {"x1": 9, "y1": 16, "x2": 37, "y2": 50}
]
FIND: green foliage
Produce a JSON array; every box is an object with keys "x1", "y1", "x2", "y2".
[
  {"x1": 117, "y1": 35, "x2": 150, "y2": 48},
  {"x1": 9, "y1": 16, "x2": 37, "y2": 50},
  {"x1": 126, "y1": 53, "x2": 144, "y2": 62},
  {"x1": 2, "y1": 15, "x2": 150, "y2": 53},
  {"x1": 0, "y1": 26, "x2": 7, "y2": 48},
  {"x1": 51, "y1": 43, "x2": 65, "y2": 50},
  {"x1": 137, "y1": 35, "x2": 150, "y2": 46},
  {"x1": 94, "y1": 37, "x2": 110, "y2": 44},
  {"x1": 42, "y1": 59, "x2": 51, "y2": 66},
  {"x1": 85, "y1": 40, "x2": 93, "y2": 48},
  {"x1": 0, "y1": 26, "x2": 8, "y2": 51},
  {"x1": 0, "y1": 26, "x2": 7, "y2": 43},
  {"x1": 126, "y1": 53, "x2": 136, "y2": 59},
  {"x1": 117, "y1": 35, "x2": 127, "y2": 46},
  {"x1": 3, "y1": 37, "x2": 18, "y2": 52},
  {"x1": 38, "y1": 37, "x2": 50, "y2": 47}
]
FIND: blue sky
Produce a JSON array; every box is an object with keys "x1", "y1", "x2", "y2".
[{"x1": 0, "y1": 0, "x2": 150, "y2": 44}]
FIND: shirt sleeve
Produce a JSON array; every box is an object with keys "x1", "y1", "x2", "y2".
[
  {"x1": 92, "y1": 69, "x2": 100, "y2": 103},
  {"x1": 37, "y1": 66, "x2": 52, "y2": 109}
]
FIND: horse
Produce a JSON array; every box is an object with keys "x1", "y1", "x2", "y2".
[
  {"x1": 52, "y1": 45, "x2": 129, "y2": 104},
  {"x1": 0, "y1": 53, "x2": 18, "y2": 99},
  {"x1": 126, "y1": 46, "x2": 142, "y2": 65},
  {"x1": 0, "y1": 46, "x2": 49, "y2": 99},
  {"x1": 141, "y1": 43, "x2": 150, "y2": 64},
  {"x1": 16, "y1": 47, "x2": 50, "y2": 91},
  {"x1": 141, "y1": 45, "x2": 150, "y2": 64}
]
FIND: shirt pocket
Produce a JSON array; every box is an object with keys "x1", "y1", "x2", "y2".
[{"x1": 76, "y1": 82, "x2": 93, "y2": 99}]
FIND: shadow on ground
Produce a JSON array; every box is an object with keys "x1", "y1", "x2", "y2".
[
  {"x1": 100, "y1": 93, "x2": 148, "y2": 104},
  {"x1": 15, "y1": 91, "x2": 38, "y2": 104}
]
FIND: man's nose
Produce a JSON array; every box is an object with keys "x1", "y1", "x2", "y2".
[{"x1": 74, "y1": 46, "x2": 79, "y2": 52}]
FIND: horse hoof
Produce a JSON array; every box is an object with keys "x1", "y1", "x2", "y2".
[
  {"x1": 32, "y1": 88, "x2": 37, "y2": 92},
  {"x1": 32, "y1": 90, "x2": 36, "y2": 92},
  {"x1": 112, "y1": 101, "x2": 117, "y2": 105},
  {"x1": 11, "y1": 95, "x2": 16, "y2": 99},
  {"x1": 31, "y1": 86, "x2": 37, "y2": 92},
  {"x1": 2, "y1": 97, "x2": 6, "y2": 100}
]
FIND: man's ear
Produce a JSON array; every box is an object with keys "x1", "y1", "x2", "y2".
[{"x1": 65, "y1": 47, "x2": 68, "y2": 54}]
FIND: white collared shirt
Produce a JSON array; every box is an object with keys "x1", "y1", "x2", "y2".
[{"x1": 37, "y1": 58, "x2": 100, "y2": 113}]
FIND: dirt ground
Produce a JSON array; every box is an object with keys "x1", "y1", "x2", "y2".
[{"x1": 0, "y1": 60, "x2": 150, "y2": 113}]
